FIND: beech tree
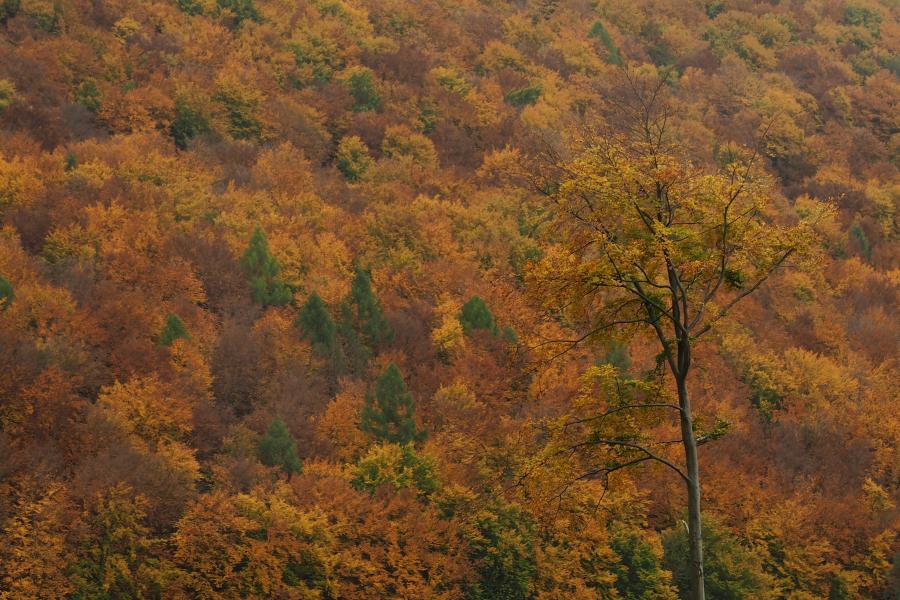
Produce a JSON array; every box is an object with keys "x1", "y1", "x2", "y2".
[
  {"x1": 68, "y1": 486, "x2": 164, "y2": 599},
  {"x1": 351, "y1": 442, "x2": 439, "y2": 499},
  {"x1": 217, "y1": 0, "x2": 261, "y2": 28},
  {"x1": 171, "y1": 92, "x2": 210, "y2": 150},
  {"x1": 342, "y1": 66, "x2": 381, "y2": 112},
  {"x1": 0, "y1": 0, "x2": 895, "y2": 595},
  {"x1": 663, "y1": 517, "x2": 772, "y2": 598},
  {"x1": 527, "y1": 71, "x2": 830, "y2": 600},
  {"x1": 335, "y1": 136, "x2": 372, "y2": 182}
]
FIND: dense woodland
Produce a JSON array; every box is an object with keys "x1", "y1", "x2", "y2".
[{"x1": 0, "y1": 0, "x2": 898, "y2": 598}]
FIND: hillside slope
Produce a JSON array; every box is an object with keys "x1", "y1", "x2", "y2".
[{"x1": 0, "y1": 0, "x2": 898, "y2": 597}]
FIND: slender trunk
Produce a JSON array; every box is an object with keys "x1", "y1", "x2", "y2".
[{"x1": 677, "y1": 376, "x2": 705, "y2": 600}]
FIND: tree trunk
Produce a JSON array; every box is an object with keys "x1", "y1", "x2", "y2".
[{"x1": 677, "y1": 377, "x2": 705, "y2": 600}]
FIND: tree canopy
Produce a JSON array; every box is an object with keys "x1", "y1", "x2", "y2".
[{"x1": 0, "y1": 0, "x2": 897, "y2": 597}]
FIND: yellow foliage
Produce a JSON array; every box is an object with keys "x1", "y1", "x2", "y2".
[
  {"x1": 0, "y1": 155, "x2": 44, "y2": 211},
  {"x1": 479, "y1": 40, "x2": 528, "y2": 73},
  {"x1": 67, "y1": 159, "x2": 114, "y2": 189},
  {"x1": 862, "y1": 477, "x2": 895, "y2": 513},
  {"x1": 0, "y1": 487, "x2": 71, "y2": 599},
  {"x1": 0, "y1": 79, "x2": 17, "y2": 111},
  {"x1": 381, "y1": 125, "x2": 439, "y2": 168},
  {"x1": 431, "y1": 381, "x2": 483, "y2": 434},
  {"x1": 431, "y1": 316, "x2": 465, "y2": 357},
  {"x1": 315, "y1": 382, "x2": 368, "y2": 461},
  {"x1": 98, "y1": 376, "x2": 193, "y2": 444},
  {"x1": 112, "y1": 16, "x2": 141, "y2": 41}
]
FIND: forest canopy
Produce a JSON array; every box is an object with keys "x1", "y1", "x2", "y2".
[{"x1": 0, "y1": 0, "x2": 898, "y2": 598}]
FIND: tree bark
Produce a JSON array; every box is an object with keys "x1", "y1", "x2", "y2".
[{"x1": 677, "y1": 376, "x2": 705, "y2": 600}]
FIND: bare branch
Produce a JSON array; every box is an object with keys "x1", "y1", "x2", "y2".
[{"x1": 569, "y1": 438, "x2": 690, "y2": 483}]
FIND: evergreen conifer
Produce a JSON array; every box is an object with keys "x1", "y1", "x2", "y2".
[
  {"x1": 459, "y1": 296, "x2": 497, "y2": 334},
  {"x1": 360, "y1": 363, "x2": 424, "y2": 444},
  {"x1": 241, "y1": 227, "x2": 293, "y2": 307},
  {"x1": 297, "y1": 292, "x2": 344, "y2": 368},
  {"x1": 347, "y1": 267, "x2": 393, "y2": 349},
  {"x1": 258, "y1": 417, "x2": 301, "y2": 476},
  {"x1": 158, "y1": 313, "x2": 190, "y2": 346}
]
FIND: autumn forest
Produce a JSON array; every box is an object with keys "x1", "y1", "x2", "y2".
[{"x1": 0, "y1": 0, "x2": 898, "y2": 598}]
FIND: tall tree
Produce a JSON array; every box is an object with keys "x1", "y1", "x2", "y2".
[
  {"x1": 241, "y1": 227, "x2": 293, "y2": 307},
  {"x1": 527, "y1": 71, "x2": 829, "y2": 600},
  {"x1": 360, "y1": 363, "x2": 425, "y2": 445}
]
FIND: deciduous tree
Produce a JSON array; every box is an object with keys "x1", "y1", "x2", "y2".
[{"x1": 527, "y1": 70, "x2": 830, "y2": 600}]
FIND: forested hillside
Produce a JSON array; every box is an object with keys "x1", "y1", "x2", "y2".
[{"x1": 0, "y1": 0, "x2": 898, "y2": 598}]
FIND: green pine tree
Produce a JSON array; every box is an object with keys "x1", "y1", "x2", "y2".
[
  {"x1": 361, "y1": 363, "x2": 425, "y2": 445},
  {"x1": 850, "y1": 222, "x2": 872, "y2": 262},
  {"x1": 158, "y1": 313, "x2": 190, "y2": 346},
  {"x1": 346, "y1": 267, "x2": 393, "y2": 350},
  {"x1": 338, "y1": 301, "x2": 371, "y2": 372},
  {"x1": 0, "y1": 275, "x2": 13, "y2": 310},
  {"x1": 75, "y1": 79, "x2": 102, "y2": 112},
  {"x1": 589, "y1": 20, "x2": 623, "y2": 65},
  {"x1": 459, "y1": 296, "x2": 497, "y2": 334},
  {"x1": 64, "y1": 151, "x2": 78, "y2": 172},
  {"x1": 171, "y1": 94, "x2": 210, "y2": 150},
  {"x1": 258, "y1": 417, "x2": 301, "y2": 476},
  {"x1": 241, "y1": 227, "x2": 293, "y2": 307},
  {"x1": 297, "y1": 292, "x2": 344, "y2": 368},
  {"x1": 0, "y1": 1, "x2": 21, "y2": 27}
]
